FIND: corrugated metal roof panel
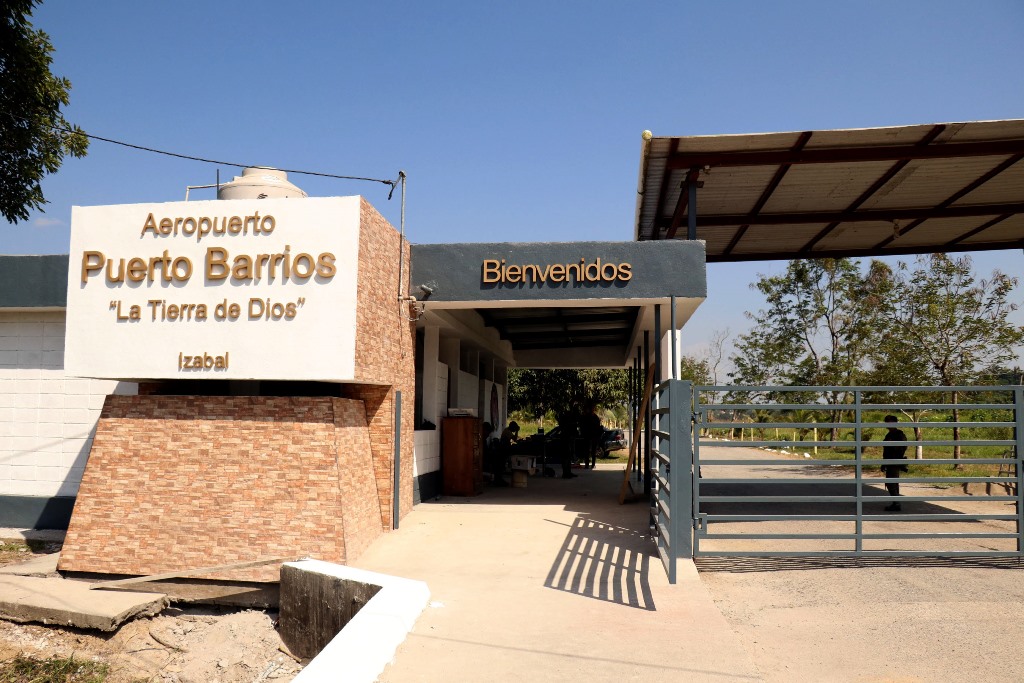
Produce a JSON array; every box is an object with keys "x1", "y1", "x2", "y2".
[
  {"x1": 727, "y1": 224, "x2": 829, "y2": 254},
  {"x1": 673, "y1": 130, "x2": 805, "y2": 154},
  {"x1": 887, "y1": 217, "x2": 985, "y2": 248},
  {"x1": 683, "y1": 167, "x2": 778, "y2": 215},
  {"x1": 763, "y1": 162, "x2": 894, "y2": 213},
  {"x1": 954, "y1": 161, "x2": 1024, "y2": 205},
  {"x1": 806, "y1": 124, "x2": 939, "y2": 149},
  {"x1": 814, "y1": 221, "x2": 898, "y2": 251},
  {"x1": 863, "y1": 156, "x2": 1014, "y2": 210},
  {"x1": 635, "y1": 119, "x2": 1024, "y2": 261},
  {"x1": 959, "y1": 214, "x2": 1024, "y2": 244}
]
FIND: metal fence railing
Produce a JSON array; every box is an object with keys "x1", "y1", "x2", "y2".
[
  {"x1": 650, "y1": 379, "x2": 691, "y2": 583},
  {"x1": 689, "y1": 385, "x2": 1023, "y2": 558}
]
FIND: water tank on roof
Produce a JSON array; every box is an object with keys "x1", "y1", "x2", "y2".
[{"x1": 217, "y1": 167, "x2": 307, "y2": 200}]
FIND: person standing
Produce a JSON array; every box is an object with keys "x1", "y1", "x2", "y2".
[
  {"x1": 558, "y1": 412, "x2": 578, "y2": 479},
  {"x1": 495, "y1": 421, "x2": 519, "y2": 487},
  {"x1": 881, "y1": 414, "x2": 909, "y2": 512},
  {"x1": 582, "y1": 404, "x2": 602, "y2": 469}
]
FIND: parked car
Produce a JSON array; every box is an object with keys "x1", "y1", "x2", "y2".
[
  {"x1": 520, "y1": 425, "x2": 626, "y2": 461},
  {"x1": 601, "y1": 427, "x2": 627, "y2": 456},
  {"x1": 517, "y1": 426, "x2": 579, "y2": 465}
]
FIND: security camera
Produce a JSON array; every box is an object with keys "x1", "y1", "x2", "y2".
[{"x1": 418, "y1": 284, "x2": 434, "y2": 297}]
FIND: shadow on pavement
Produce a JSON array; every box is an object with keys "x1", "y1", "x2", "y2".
[
  {"x1": 698, "y1": 480, "x2": 999, "y2": 518},
  {"x1": 543, "y1": 515, "x2": 655, "y2": 611}
]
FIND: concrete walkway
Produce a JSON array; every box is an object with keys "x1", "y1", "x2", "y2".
[{"x1": 354, "y1": 465, "x2": 762, "y2": 683}]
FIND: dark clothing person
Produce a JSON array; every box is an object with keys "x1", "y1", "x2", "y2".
[
  {"x1": 558, "y1": 414, "x2": 577, "y2": 478},
  {"x1": 582, "y1": 409, "x2": 602, "y2": 469},
  {"x1": 494, "y1": 421, "x2": 519, "y2": 486},
  {"x1": 482, "y1": 422, "x2": 501, "y2": 485},
  {"x1": 881, "y1": 416, "x2": 909, "y2": 511}
]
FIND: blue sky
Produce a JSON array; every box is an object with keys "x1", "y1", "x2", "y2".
[{"x1": 4, "y1": 0, "x2": 1023, "y2": 364}]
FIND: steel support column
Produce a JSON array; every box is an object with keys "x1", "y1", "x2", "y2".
[
  {"x1": 670, "y1": 296, "x2": 677, "y2": 380},
  {"x1": 687, "y1": 172, "x2": 698, "y2": 240}
]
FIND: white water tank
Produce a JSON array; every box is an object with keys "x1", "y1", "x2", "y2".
[{"x1": 217, "y1": 167, "x2": 307, "y2": 200}]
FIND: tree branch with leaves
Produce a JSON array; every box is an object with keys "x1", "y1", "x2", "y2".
[{"x1": 1, "y1": 0, "x2": 88, "y2": 223}]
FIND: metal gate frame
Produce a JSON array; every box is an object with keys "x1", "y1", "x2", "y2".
[
  {"x1": 650, "y1": 382, "x2": 1024, "y2": 581},
  {"x1": 650, "y1": 379, "x2": 691, "y2": 583}
]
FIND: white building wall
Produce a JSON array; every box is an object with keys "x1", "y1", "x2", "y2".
[
  {"x1": 435, "y1": 363, "x2": 448, "y2": 427},
  {"x1": 413, "y1": 363, "x2": 447, "y2": 478},
  {"x1": 0, "y1": 311, "x2": 136, "y2": 498},
  {"x1": 412, "y1": 430, "x2": 438, "y2": 479},
  {"x1": 456, "y1": 370, "x2": 477, "y2": 412}
]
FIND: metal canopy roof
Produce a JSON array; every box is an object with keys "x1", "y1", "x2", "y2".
[{"x1": 635, "y1": 120, "x2": 1024, "y2": 262}]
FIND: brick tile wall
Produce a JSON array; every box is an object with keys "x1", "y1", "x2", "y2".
[
  {"x1": 333, "y1": 398, "x2": 383, "y2": 560},
  {"x1": 58, "y1": 395, "x2": 380, "y2": 582},
  {"x1": 350, "y1": 199, "x2": 416, "y2": 528}
]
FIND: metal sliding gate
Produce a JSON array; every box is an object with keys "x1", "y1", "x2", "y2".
[{"x1": 650, "y1": 382, "x2": 1024, "y2": 581}]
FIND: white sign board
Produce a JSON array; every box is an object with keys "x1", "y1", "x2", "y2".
[{"x1": 65, "y1": 196, "x2": 361, "y2": 381}]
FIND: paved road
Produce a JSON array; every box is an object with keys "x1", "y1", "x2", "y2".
[
  {"x1": 696, "y1": 444, "x2": 1018, "y2": 554},
  {"x1": 696, "y1": 446, "x2": 1024, "y2": 682}
]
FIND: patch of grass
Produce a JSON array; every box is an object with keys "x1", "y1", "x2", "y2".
[
  {"x1": 0, "y1": 540, "x2": 61, "y2": 554},
  {"x1": 0, "y1": 655, "x2": 108, "y2": 683},
  {"x1": 601, "y1": 449, "x2": 631, "y2": 465},
  {"x1": 517, "y1": 423, "x2": 541, "y2": 438},
  {"x1": 0, "y1": 540, "x2": 62, "y2": 568}
]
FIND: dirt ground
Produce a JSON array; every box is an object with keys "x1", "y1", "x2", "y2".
[{"x1": 0, "y1": 545, "x2": 303, "y2": 683}]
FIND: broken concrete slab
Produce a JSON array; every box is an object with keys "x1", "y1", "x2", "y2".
[
  {"x1": 0, "y1": 575, "x2": 167, "y2": 631},
  {"x1": 0, "y1": 553, "x2": 59, "y2": 577},
  {"x1": 102, "y1": 579, "x2": 280, "y2": 609}
]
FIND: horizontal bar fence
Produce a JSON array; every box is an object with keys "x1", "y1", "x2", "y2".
[{"x1": 684, "y1": 384, "x2": 1023, "y2": 560}]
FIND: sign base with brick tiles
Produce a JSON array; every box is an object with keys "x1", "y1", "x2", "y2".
[{"x1": 58, "y1": 395, "x2": 386, "y2": 582}]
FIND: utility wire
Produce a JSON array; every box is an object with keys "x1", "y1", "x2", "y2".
[{"x1": 50, "y1": 124, "x2": 402, "y2": 197}]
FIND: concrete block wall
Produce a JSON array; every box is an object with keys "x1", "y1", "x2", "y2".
[
  {"x1": 412, "y1": 429, "x2": 441, "y2": 504},
  {"x1": 0, "y1": 312, "x2": 135, "y2": 519},
  {"x1": 413, "y1": 430, "x2": 440, "y2": 479},
  {"x1": 58, "y1": 395, "x2": 382, "y2": 582}
]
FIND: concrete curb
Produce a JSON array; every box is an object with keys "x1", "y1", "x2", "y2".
[
  {"x1": 0, "y1": 528, "x2": 66, "y2": 543},
  {"x1": 289, "y1": 560, "x2": 430, "y2": 683}
]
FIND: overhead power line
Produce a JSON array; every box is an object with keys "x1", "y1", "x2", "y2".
[{"x1": 51, "y1": 124, "x2": 402, "y2": 198}]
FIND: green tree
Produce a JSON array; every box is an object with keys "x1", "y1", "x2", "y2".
[
  {"x1": 679, "y1": 355, "x2": 711, "y2": 384},
  {"x1": 1, "y1": 1, "x2": 88, "y2": 223},
  {"x1": 507, "y1": 369, "x2": 629, "y2": 422},
  {"x1": 679, "y1": 355, "x2": 713, "y2": 435},
  {"x1": 869, "y1": 254, "x2": 1024, "y2": 460},
  {"x1": 730, "y1": 258, "x2": 881, "y2": 438}
]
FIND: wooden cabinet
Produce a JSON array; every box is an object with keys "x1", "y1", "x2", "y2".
[{"x1": 442, "y1": 417, "x2": 483, "y2": 496}]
